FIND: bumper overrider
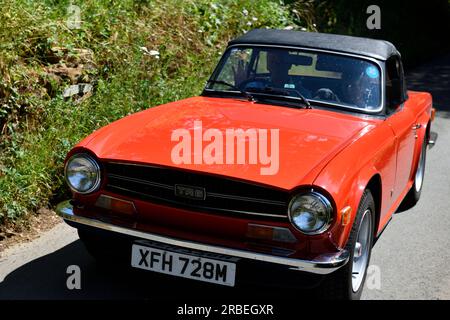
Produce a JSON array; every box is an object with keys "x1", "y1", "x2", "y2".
[{"x1": 56, "y1": 200, "x2": 349, "y2": 275}]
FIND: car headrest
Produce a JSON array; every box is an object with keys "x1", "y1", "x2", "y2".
[
  {"x1": 287, "y1": 53, "x2": 313, "y2": 66},
  {"x1": 316, "y1": 54, "x2": 346, "y2": 72}
]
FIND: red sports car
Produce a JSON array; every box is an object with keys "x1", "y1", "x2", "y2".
[{"x1": 57, "y1": 29, "x2": 435, "y2": 299}]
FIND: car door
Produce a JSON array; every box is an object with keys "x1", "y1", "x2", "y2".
[{"x1": 384, "y1": 56, "x2": 416, "y2": 201}]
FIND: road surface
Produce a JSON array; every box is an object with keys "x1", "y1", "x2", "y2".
[{"x1": 0, "y1": 53, "x2": 449, "y2": 300}]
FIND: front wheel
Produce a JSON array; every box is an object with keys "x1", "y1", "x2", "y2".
[{"x1": 317, "y1": 190, "x2": 375, "y2": 300}]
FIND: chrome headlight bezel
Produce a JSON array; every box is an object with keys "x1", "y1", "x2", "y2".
[
  {"x1": 288, "y1": 191, "x2": 333, "y2": 235},
  {"x1": 64, "y1": 153, "x2": 101, "y2": 194}
]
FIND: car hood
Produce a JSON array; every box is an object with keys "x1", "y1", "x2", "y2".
[{"x1": 80, "y1": 96, "x2": 377, "y2": 190}]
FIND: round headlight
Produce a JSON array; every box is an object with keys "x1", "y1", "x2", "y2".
[
  {"x1": 65, "y1": 153, "x2": 101, "y2": 194},
  {"x1": 288, "y1": 191, "x2": 333, "y2": 235}
]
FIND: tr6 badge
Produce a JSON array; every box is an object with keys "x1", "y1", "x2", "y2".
[{"x1": 174, "y1": 184, "x2": 206, "y2": 200}]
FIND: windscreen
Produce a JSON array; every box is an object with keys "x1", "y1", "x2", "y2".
[{"x1": 206, "y1": 46, "x2": 382, "y2": 112}]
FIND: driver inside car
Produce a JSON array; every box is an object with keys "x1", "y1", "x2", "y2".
[
  {"x1": 342, "y1": 63, "x2": 381, "y2": 109},
  {"x1": 235, "y1": 50, "x2": 312, "y2": 99}
]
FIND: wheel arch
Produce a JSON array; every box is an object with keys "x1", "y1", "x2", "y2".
[
  {"x1": 335, "y1": 165, "x2": 383, "y2": 249},
  {"x1": 365, "y1": 174, "x2": 382, "y2": 237}
]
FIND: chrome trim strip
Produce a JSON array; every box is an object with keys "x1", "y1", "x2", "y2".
[
  {"x1": 208, "y1": 43, "x2": 385, "y2": 114},
  {"x1": 106, "y1": 185, "x2": 288, "y2": 219},
  {"x1": 207, "y1": 192, "x2": 286, "y2": 206},
  {"x1": 57, "y1": 200, "x2": 349, "y2": 274}
]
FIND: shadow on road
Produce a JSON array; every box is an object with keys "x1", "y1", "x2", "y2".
[
  {"x1": 0, "y1": 240, "x2": 139, "y2": 299},
  {"x1": 0, "y1": 239, "x2": 312, "y2": 300}
]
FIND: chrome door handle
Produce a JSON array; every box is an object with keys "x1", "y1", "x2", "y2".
[{"x1": 412, "y1": 124, "x2": 421, "y2": 130}]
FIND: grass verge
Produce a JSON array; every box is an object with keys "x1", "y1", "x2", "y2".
[{"x1": 0, "y1": 0, "x2": 312, "y2": 230}]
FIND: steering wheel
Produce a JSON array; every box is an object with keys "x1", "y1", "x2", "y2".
[
  {"x1": 274, "y1": 87, "x2": 305, "y2": 98},
  {"x1": 240, "y1": 79, "x2": 305, "y2": 97},
  {"x1": 313, "y1": 88, "x2": 341, "y2": 102}
]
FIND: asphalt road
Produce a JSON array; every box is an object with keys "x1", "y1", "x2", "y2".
[{"x1": 0, "y1": 53, "x2": 449, "y2": 300}]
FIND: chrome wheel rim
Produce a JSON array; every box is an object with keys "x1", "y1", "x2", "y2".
[
  {"x1": 415, "y1": 144, "x2": 425, "y2": 192},
  {"x1": 351, "y1": 209, "x2": 372, "y2": 292}
]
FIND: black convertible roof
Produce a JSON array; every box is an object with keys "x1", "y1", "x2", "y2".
[{"x1": 228, "y1": 29, "x2": 399, "y2": 61}]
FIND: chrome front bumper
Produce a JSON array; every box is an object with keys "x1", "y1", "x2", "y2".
[{"x1": 56, "y1": 200, "x2": 349, "y2": 275}]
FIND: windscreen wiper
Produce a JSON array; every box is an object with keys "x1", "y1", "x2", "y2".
[
  {"x1": 206, "y1": 80, "x2": 256, "y2": 102},
  {"x1": 256, "y1": 86, "x2": 312, "y2": 109}
]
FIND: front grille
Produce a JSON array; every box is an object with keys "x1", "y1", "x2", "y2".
[{"x1": 104, "y1": 162, "x2": 290, "y2": 219}]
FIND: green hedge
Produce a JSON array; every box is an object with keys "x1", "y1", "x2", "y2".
[{"x1": 0, "y1": 0, "x2": 308, "y2": 224}]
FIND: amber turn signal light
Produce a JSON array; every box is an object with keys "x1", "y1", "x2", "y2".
[
  {"x1": 341, "y1": 206, "x2": 352, "y2": 226},
  {"x1": 95, "y1": 195, "x2": 136, "y2": 215},
  {"x1": 246, "y1": 224, "x2": 297, "y2": 243}
]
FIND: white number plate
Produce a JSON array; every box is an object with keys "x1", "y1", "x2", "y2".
[{"x1": 131, "y1": 244, "x2": 236, "y2": 287}]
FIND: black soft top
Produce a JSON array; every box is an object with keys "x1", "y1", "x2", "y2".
[{"x1": 228, "y1": 29, "x2": 399, "y2": 61}]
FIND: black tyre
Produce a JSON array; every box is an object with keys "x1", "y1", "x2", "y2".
[
  {"x1": 402, "y1": 138, "x2": 427, "y2": 209},
  {"x1": 317, "y1": 190, "x2": 375, "y2": 300}
]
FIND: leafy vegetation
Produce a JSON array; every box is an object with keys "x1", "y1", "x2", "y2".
[
  {"x1": 0, "y1": 0, "x2": 310, "y2": 226},
  {"x1": 2, "y1": 0, "x2": 449, "y2": 229}
]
